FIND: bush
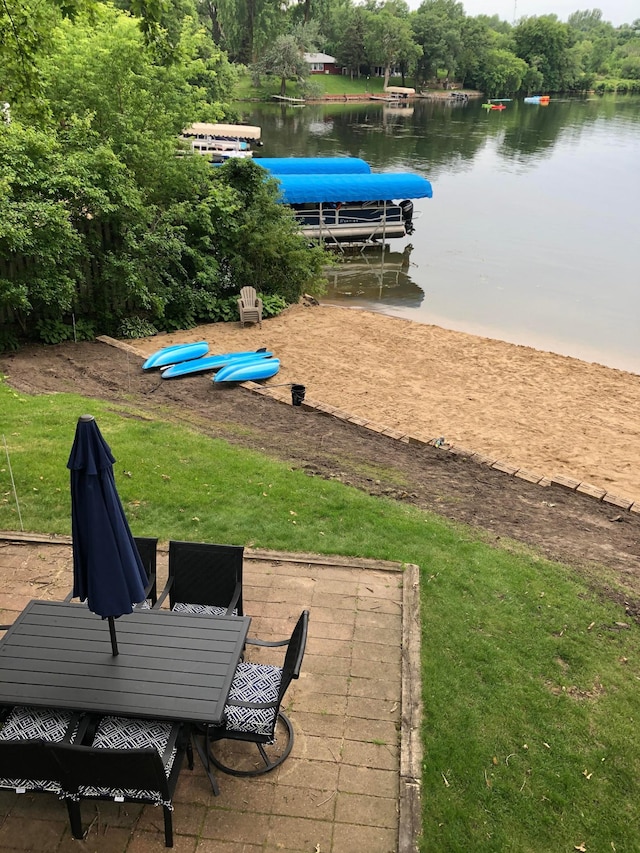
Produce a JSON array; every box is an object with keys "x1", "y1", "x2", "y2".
[{"x1": 117, "y1": 317, "x2": 158, "y2": 339}]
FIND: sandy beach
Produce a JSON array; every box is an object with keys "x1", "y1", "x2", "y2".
[{"x1": 132, "y1": 303, "x2": 640, "y2": 505}]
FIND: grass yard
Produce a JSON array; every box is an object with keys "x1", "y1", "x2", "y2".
[{"x1": 1, "y1": 379, "x2": 639, "y2": 851}]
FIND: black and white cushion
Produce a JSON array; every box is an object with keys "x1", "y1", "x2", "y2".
[
  {"x1": 224, "y1": 662, "x2": 282, "y2": 737},
  {"x1": 0, "y1": 706, "x2": 78, "y2": 793},
  {"x1": 172, "y1": 602, "x2": 237, "y2": 617},
  {"x1": 75, "y1": 716, "x2": 176, "y2": 806}
]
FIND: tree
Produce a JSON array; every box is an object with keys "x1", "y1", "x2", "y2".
[
  {"x1": 475, "y1": 47, "x2": 528, "y2": 96},
  {"x1": 251, "y1": 23, "x2": 317, "y2": 96},
  {"x1": 513, "y1": 15, "x2": 574, "y2": 92},
  {"x1": 365, "y1": 9, "x2": 420, "y2": 89},
  {"x1": 456, "y1": 16, "x2": 493, "y2": 88},
  {"x1": 210, "y1": 159, "x2": 325, "y2": 304},
  {"x1": 0, "y1": 0, "x2": 326, "y2": 345},
  {"x1": 411, "y1": 0, "x2": 465, "y2": 85},
  {"x1": 331, "y1": 5, "x2": 369, "y2": 78}
]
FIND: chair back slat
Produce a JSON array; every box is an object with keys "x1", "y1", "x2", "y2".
[{"x1": 167, "y1": 541, "x2": 244, "y2": 615}]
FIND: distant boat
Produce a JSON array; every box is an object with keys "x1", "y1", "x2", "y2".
[
  {"x1": 181, "y1": 123, "x2": 262, "y2": 162},
  {"x1": 524, "y1": 95, "x2": 550, "y2": 105},
  {"x1": 482, "y1": 103, "x2": 506, "y2": 111},
  {"x1": 371, "y1": 86, "x2": 416, "y2": 102}
]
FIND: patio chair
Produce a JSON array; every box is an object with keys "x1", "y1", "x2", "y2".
[
  {"x1": 237, "y1": 286, "x2": 263, "y2": 328},
  {"x1": 203, "y1": 609, "x2": 309, "y2": 777},
  {"x1": 65, "y1": 535, "x2": 158, "y2": 609},
  {"x1": 154, "y1": 540, "x2": 244, "y2": 617},
  {"x1": 53, "y1": 715, "x2": 192, "y2": 848},
  {"x1": 0, "y1": 706, "x2": 83, "y2": 796}
]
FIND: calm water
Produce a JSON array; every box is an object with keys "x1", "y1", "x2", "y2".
[{"x1": 243, "y1": 96, "x2": 640, "y2": 375}]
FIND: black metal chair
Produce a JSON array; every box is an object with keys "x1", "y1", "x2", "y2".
[
  {"x1": 65, "y1": 535, "x2": 158, "y2": 608},
  {"x1": 0, "y1": 705, "x2": 83, "y2": 797},
  {"x1": 53, "y1": 715, "x2": 192, "y2": 848},
  {"x1": 202, "y1": 610, "x2": 309, "y2": 777},
  {"x1": 154, "y1": 541, "x2": 244, "y2": 617}
]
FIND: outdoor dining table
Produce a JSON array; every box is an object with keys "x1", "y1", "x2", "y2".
[{"x1": 0, "y1": 600, "x2": 250, "y2": 725}]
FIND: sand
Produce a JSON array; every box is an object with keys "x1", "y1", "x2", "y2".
[{"x1": 132, "y1": 304, "x2": 640, "y2": 504}]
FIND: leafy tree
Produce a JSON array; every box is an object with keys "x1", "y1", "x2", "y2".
[
  {"x1": 252, "y1": 33, "x2": 308, "y2": 96},
  {"x1": 411, "y1": 0, "x2": 465, "y2": 85},
  {"x1": 0, "y1": 123, "x2": 82, "y2": 330},
  {"x1": 513, "y1": 15, "x2": 574, "y2": 92},
  {"x1": 210, "y1": 159, "x2": 325, "y2": 304},
  {"x1": 251, "y1": 22, "x2": 317, "y2": 96},
  {"x1": 0, "y1": 0, "x2": 63, "y2": 109},
  {"x1": 331, "y1": 5, "x2": 369, "y2": 78},
  {"x1": 210, "y1": 0, "x2": 285, "y2": 65},
  {"x1": 456, "y1": 16, "x2": 493, "y2": 88},
  {"x1": 1, "y1": 0, "x2": 326, "y2": 345},
  {"x1": 475, "y1": 47, "x2": 528, "y2": 96},
  {"x1": 365, "y1": 8, "x2": 420, "y2": 89}
]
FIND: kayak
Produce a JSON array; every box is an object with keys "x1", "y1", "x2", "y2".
[
  {"x1": 161, "y1": 350, "x2": 272, "y2": 379},
  {"x1": 213, "y1": 358, "x2": 280, "y2": 383},
  {"x1": 142, "y1": 341, "x2": 209, "y2": 370}
]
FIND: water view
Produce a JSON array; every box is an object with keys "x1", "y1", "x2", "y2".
[{"x1": 244, "y1": 96, "x2": 640, "y2": 375}]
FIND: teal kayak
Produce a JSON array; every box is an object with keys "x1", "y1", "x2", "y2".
[
  {"x1": 213, "y1": 358, "x2": 280, "y2": 383},
  {"x1": 161, "y1": 350, "x2": 272, "y2": 379},
  {"x1": 142, "y1": 341, "x2": 209, "y2": 370}
]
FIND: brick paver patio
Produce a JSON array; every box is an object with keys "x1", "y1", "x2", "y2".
[{"x1": 0, "y1": 535, "x2": 421, "y2": 852}]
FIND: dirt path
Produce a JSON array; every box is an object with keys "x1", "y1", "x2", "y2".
[{"x1": 2, "y1": 334, "x2": 640, "y2": 616}]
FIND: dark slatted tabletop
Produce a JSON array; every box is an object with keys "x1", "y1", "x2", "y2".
[{"x1": 0, "y1": 600, "x2": 250, "y2": 724}]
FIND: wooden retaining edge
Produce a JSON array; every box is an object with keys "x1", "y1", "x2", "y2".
[
  {"x1": 86, "y1": 341, "x2": 640, "y2": 517},
  {"x1": 240, "y1": 381, "x2": 640, "y2": 516}
]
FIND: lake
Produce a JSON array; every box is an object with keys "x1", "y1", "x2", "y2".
[{"x1": 243, "y1": 96, "x2": 640, "y2": 376}]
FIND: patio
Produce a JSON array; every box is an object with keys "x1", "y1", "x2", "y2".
[{"x1": 0, "y1": 534, "x2": 421, "y2": 853}]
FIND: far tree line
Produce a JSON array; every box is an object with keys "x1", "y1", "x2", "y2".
[{"x1": 211, "y1": 1, "x2": 640, "y2": 96}]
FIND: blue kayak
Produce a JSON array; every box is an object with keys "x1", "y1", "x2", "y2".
[
  {"x1": 214, "y1": 358, "x2": 280, "y2": 383},
  {"x1": 142, "y1": 341, "x2": 209, "y2": 370},
  {"x1": 161, "y1": 350, "x2": 273, "y2": 379}
]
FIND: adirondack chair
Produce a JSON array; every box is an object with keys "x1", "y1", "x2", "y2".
[{"x1": 237, "y1": 286, "x2": 263, "y2": 328}]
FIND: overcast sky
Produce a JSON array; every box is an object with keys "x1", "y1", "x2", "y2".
[{"x1": 405, "y1": 1, "x2": 637, "y2": 27}]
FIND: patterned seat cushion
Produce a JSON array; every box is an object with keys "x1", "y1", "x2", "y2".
[
  {"x1": 75, "y1": 716, "x2": 177, "y2": 806},
  {"x1": 0, "y1": 706, "x2": 78, "y2": 793},
  {"x1": 224, "y1": 662, "x2": 282, "y2": 737},
  {"x1": 0, "y1": 706, "x2": 77, "y2": 743},
  {"x1": 173, "y1": 602, "x2": 237, "y2": 617}
]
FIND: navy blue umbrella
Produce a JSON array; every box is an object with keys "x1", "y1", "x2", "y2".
[{"x1": 68, "y1": 415, "x2": 148, "y2": 656}]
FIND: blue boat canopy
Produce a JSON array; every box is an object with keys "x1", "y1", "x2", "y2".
[
  {"x1": 275, "y1": 173, "x2": 433, "y2": 204},
  {"x1": 257, "y1": 157, "x2": 371, "y2": 175}
]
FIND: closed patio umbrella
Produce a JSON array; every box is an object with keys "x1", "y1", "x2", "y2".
[{"x1": 67, "y1": 414, "x2": 148, "y2": 656}]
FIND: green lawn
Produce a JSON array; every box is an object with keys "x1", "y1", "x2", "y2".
[{"x1": 2, "y1": 378, "x2": 639, "y2": 851}]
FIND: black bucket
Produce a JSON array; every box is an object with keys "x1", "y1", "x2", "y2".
[{"x1": 291, "y1": 384, "x2": 306, "y2": 407}]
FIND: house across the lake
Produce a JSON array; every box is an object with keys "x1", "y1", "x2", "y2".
[{"x1": 304, "y1": 53, "x2": 341, "y2": 74}]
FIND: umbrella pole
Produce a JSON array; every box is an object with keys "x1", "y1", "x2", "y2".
[{"x1": 108, "y1": 617, "x2": 119, "y2": 656}]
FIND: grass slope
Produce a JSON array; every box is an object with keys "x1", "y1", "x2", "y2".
[{"x1": 1, "y1": 380, "x2": 639, "y2": 851}]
